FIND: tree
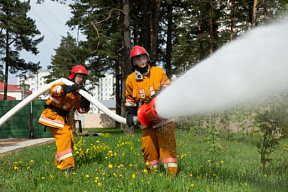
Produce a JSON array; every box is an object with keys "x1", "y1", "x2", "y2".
[
  {"x1": 0, "y1": 0, "x2": 43, "y2": 100},
  {"x1": 45, "y1": 33, "x2": 89, "y2": 83}
]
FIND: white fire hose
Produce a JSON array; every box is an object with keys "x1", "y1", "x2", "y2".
[{"x1": 0, "y1": 78, "x2": 126, "y2": 127}]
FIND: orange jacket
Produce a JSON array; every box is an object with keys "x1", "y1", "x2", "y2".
[
  {"x1": 125, "y1": 65, "x2": 170, "y2": 106},
  {"x1": 38, "y1": 82, "x2": 90, "y2": 129}
]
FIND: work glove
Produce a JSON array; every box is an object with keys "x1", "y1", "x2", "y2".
[
  {"x1": 80, "y1": 96, "x2": 90, "y2": 109},
  {"x1": 126, "y1": 106, "x2": 138, "y2": 127},
  {"x1": 133, "y1": 116, "x2": 141, "y2": 127},
  {"x1": 61, "y1": 84, "x2": 84, "y2": 95}
]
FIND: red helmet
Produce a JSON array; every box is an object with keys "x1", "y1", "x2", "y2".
[
  {"x1": 130, "y1": 45, "x2": 150, "y2": 64},
  {"x1": 68, "y1": 65, "x2": 88, "y2": 80}
]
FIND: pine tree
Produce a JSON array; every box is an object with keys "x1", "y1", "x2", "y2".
[
  {"x1": 0, "y1": 0, "x2": 43, "y2": 100},
  {"x1": 45, "y1": 33, "x2": 89, "y2": 83}
]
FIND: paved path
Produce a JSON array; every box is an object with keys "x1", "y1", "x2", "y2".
[{"x1": 0, "y1": 138, "x2": 54, "y2": 156}]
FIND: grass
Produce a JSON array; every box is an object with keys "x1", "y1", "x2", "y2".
[{"x1": 1, "y1": 128, "x2": 288, "y2": 192}]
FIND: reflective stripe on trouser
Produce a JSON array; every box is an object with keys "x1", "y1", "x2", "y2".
[
  {"x1": 141, "y1": 122, "x2": 177, "y2": 174},
  {"x1": 49, "y1": 119, "x2": 75, "y2": 171}
]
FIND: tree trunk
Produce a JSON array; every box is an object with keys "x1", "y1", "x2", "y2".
[
  {"x1": 4, "y1": 29, "x2": 9, "y2": 100},
  {"x1": 151, "y1": 0, "x2": 161, "y2": 60},
  {"x1": 252, "y1": 0, "x2": 258, "y2": 28},
  {"x1": 209, "y1": 7, "x2": 214, "y2": 55},
  {"x1": 115, "y1": 56, "x2": 121, "y2": 129},
  {"x1": 165, "y1": 0, "x2": 172, "y2": 79},
  {"x1": 143, "y1": 0, "x2": 150, "y2": 52},
  {"x1": 122, "y1": 0, "x2": 131, "y2": 131},
  {"x1": 230, "y1": 0, "x2": 235, "y2": 41}
]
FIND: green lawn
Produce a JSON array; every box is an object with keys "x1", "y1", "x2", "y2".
[{"x1": 1, "y1": 128, "x2": 288, "y2": 192}]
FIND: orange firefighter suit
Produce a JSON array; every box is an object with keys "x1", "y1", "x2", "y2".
[
  {"x1": 125, "y1": 64, "x2": 178, "y2": 175},
  {"x1": 38, "y1": 82, "x2": 90, "y2": 170}
]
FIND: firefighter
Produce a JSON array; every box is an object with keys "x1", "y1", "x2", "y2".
[
  {"x1": 125, "y1": 45, "x2": 178, "y2": 176},
  {"x1": 38, "y1": 65, "x2": 90, "y2": 171}
]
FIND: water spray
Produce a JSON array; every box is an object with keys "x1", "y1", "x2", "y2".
[{"x1": 138, "y1": 16, "x2": 288, "y2": 123}]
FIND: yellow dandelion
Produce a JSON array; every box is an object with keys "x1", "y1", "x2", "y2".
[
  {"x1": 190, "y1": 174, "x2": 193, "y2": 177},
  {"x1": 191, "y1": 184, "x2": 195, "y2": 187},
  {"x1": 159, "y1": 173, "x2": 162, "y2": 177},
  {"x1": 102, "y1": 173, "x2": 105, "y2": 176},
  {"x1": 145, "y1": 162, "x2": 149, "y2": 166},
  {"x1": 19, "y1": 161, "x2": 22, "y2": 164},
  {"x1": 98, "y1": 183, "x2": 102, "y2": 187},
  {"x1": 14, "y1": 162, "x2": 18, "y2": 164},
  {"x1": 264, "y1": 174, "x2": 268, "y2": 178},
  {"x1": 41, "y1": 177, "x2": 45, "y2": 180},
  {"x1": 108, "y1": 164, "x2": 113, "y2": 168},
  {"x1": 119, "y1": 174, "x2": 123, "y2": 178},
  {"x1": 47, "y1": 145, "x2": 50, "y2": 148},
  {"x1": 30, "y1": 160, "x2": 34, "y2": 163},
  {"x1": 207, "y1": 160, "x2": 211, "y2": 163},
  {"x1": 72, "y1": 172, "x2": 76, "y2": 175},
  {"x1": 14, "y1": 166, "x2": 19, "y2": 171},
  {"x1": 196, "y1": 176, "x2": 200, "y2": 180},
  {"x1": 129, "y1": 164, "x2": 133, "y2": 167},
  {"x1": 132, "y1": 174, "x2": 136, "y2": 179},
  {"x1": 143, "y1": 169, "x2": 148, "y2": 173},
  {"x1": 57, "y1": 165, "x2": 63, "y2": 169},
  {"x1": 213, "y1": 173, "x2": 216, "y2": 177},
  {"x1": 49, "y1": 175, "x2": 54, "y2": 179},
  {"x1": 86, "y1": 174, "x2": 90, "y2": 178},
  {"x1": 245, "y1": 183, "x2": 248, "y2": 186},
  {"x1": 27, "y1": 166, "x2": 30, "y2": 170},
  {"x1": 221, "y1": 161, "x2": 224, "y2": 164}
]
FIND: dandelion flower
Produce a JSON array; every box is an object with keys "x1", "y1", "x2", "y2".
[
  {"x1": 86, "y1": 174, "x2": 90, "y2": 178},
  {"x1": 132, "y1": 174, "x2": 136, "y2": 179},
  {"x1": 41, "y1": 177, "x2": 45, "y2": 180},
  {"x1": 159, "y1": 173, "x2": 162, "y2": 177},
  {"x1": 207, "y1": 160, "x2": 211, "y2": 163},
  {"x1": 196, "y1": 176, "x2": 200, "y2": 180},
  {"x1": 245, "y1": 183, "x2": 248, "y2": 186},
  {"x1": 189, "y1": 174, "x2": 193, "y2": 177},
  {"x1": 119, "y1": 174, "x2": 122, "y2": 178},
  {"x1": 19, "y1": 161, "x2": 22, "y2": 164},
  {"x1": 143, "y1": 169, "x2": 148, "y2": 173},
  {"x1": 191, "y1": 184, "x2": 195, "y2": 187},
  {"x1": 14, "y1": 166, "x2": 19, "y2": 171},
  {"x1": 264, "y1": 174, "x2": 268, "y2": 178},
  {"x1": 221, "y1": 161, "x2": 224, "y2": 164},
  {"x1": 27, "y1": 166, "x2": 30, "y2": 170},
  {"x1": 30, "y1": 160, "x2": 34, "y2": 163},
  {"x1": 98, "y1": 183, "x2": 102, "y2": 187},
  {"x1": 129, "y1": 164, "x2": 133, "y2": 167},
  {"x1": 109, "y1": 164, "x2": 113, "y2": 168}
]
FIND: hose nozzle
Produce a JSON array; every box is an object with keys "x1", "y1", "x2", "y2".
[{"x1": 137, "y1": 97, "x2": 163, "y2": 127}]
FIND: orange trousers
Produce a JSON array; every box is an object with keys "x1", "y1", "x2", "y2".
[
  {"x1": 141, "y1": 122, "x2": 178, "y2": 176},
  {"x1": 49, "y1": 121, "x2": 75, "y2": 171}
]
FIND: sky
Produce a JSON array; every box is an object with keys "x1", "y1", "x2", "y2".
[{"x1": 8, "y1": 0, "x2": 79, "y2": 84}]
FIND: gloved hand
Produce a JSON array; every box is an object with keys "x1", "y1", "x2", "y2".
[
  {"x1": 133, "y1": 116, "x2": 141, "y2": 126},
  {"x1": 80, "y1": 96, "x2": 90, "y2": 109},
  {"x1": 61, "y1": 84, "x2": 84, "y2": 95},
  {"x1": 126, "y1": 106, "x2": 138, "y2": 127}
]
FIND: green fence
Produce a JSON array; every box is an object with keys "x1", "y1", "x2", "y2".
[{"x1": 0, "y1": 100, "x2": 53, "y2": 139}]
